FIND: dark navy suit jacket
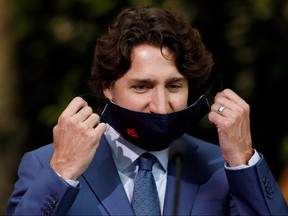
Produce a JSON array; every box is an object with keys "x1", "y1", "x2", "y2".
[{"x1": 7, "y1": 134, "x2": 288, "y2": 215}]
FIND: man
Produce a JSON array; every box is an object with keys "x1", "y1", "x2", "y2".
[{"x1": 7, "y1": 5, "x2": 288, "y2": 215}]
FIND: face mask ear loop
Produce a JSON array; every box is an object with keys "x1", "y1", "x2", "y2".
[
  {"x1": 204, "y1": 74, "x2": 223, "y2": 98},
  {"x1": 79, "y1": 94, "x2": 107, "y2": 113}
]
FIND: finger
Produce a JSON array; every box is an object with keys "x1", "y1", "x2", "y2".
[
  {"x1": 74, "y1": 106, "x2": 93, "y2": 122},
  {"x1": 213, "y1": 104, "x2": 229, "y2": 117},
  {"x1": 93, "y1": 122, "x2": 107, "y2": 139},
  {"x1": 61, "y1": 97, "x2": 88, "y2": 118},
  {"x1": 208, "y1": 111, "x2": 223, "y2": 126},
  {"x1": 211, "y1": 103, "x2": 232, "y2": 117},
  {"x1": 217, "y1": 89, "x2": 247, "y2": 107},
  {"x1": 214, "y1": 96, "x2": 249, "y2": 118},
  {"x1": 214, "y1": 90, "x2": 248, "y2": 116},
  {"x1": 84, "y1": 113, "x2": 101, "y2": 129},
  {"x1": 214, "y1": 94, "x2": 234, "y2": 110}
]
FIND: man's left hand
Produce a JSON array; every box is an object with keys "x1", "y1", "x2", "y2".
[{"x1": 208, "y1": 88, "x2": 253, "y2": 167}]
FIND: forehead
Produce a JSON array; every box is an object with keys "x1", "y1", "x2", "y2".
[
  {"x1": 131, "y1": 44, "x2": 175, "y2": 61},
  {"x1": 124, "y1": 44, "x2": 180, "y2": 78}
]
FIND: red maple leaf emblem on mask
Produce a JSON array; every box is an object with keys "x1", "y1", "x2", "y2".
[{"x1": 127, "y1": 128, "x2": 139, "y2": 137}]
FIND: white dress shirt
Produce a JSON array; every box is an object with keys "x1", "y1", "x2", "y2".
[{"x1": 104, "y1": 124, "x2": 169, "y2": 214}]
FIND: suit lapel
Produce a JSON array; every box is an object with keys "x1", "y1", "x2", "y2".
[
  {"x1": 82, "y1": 135, "x2": 203, "y2": 215},
  {"x1": 82, "y1": 137, "x2": 134, "y2": 215}
]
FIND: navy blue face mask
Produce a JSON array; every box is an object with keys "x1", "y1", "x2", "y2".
[
  {"x1": 100, "y1": 95, "x2": 209, "y2": 151},
  {"x1": 82, "y1": 75, "x2": 221, "y2": 151}
]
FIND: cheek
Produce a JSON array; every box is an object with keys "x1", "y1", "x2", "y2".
[
  {"x1": 172, "y1": 94, "x2": 189, "y2": 110},
  {"x1": 115, "y1": 93, "x2": 149, "y2": 112}
]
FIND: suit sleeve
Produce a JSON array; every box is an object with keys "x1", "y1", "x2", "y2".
[
  {"x1": 6, "y1": 151, "x2": 79, "y2": 215},
  {"x1": 225, "y1": 155, "x2": 288, "y2": 215}
]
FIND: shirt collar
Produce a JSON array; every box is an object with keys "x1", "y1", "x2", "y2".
[{"x1": 104, "y1": 124, "x2": 169, "y2": 173}]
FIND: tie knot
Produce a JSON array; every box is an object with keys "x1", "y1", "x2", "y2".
[{"x1": 138, "y1": 153, "x2": 157, "y2": 171}]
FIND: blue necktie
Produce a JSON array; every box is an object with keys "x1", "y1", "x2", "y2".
[{"x1": 132, "y1": 153, "x2": 161, "y2": 216}]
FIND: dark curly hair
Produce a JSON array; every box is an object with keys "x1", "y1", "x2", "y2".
[{"x1": 90, "y1": 5, "x2": 214, "y2": 104}]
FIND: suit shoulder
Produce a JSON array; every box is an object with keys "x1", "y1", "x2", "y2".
[
  {"x1": 28, "y1": 143, "x2": 54, "y2": 155},
  {"x1": 22, "y1": 143, "x2": 54, "y2": 165}
]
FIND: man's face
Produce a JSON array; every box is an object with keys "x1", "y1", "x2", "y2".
[{"x1": 103, "y1": 44, "x2": 189, "y2": 114}]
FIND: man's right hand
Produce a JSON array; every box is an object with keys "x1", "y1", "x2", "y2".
[{"x1": 50, "y1": 97, "x2": 106, "y2": 180}]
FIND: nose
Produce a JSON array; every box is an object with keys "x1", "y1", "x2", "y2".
[{"x1": 149, "y1": 87, "x2": 170, "y2": 114}]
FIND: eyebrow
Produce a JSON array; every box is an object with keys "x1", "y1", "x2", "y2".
[
  {"x1": 166, "y1": 77, "x2": 187, "y2": 83},
  {"x1": 129, "y1": 77, "x2": 187, "y2": 84}
]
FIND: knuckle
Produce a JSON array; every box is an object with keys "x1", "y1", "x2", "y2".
[
  {"x1": 244, "y1": 103, "x2": 250, "y2": 112},
  {"x1": 75, "y1": 96, "x2": 86, "y2": 104},
  {"x1": 53, "y1": 125, "x2": 59, "y2": 133},
  {"x1": 58, "y1": 115, "x2": 66, "y2": 125},
  {"x1": 236, "y1": 106, "x2": 245, "y2": 115},
  {"x1": 222, "y1": 120, "x2": 232, "y2": 129},
  {"x1": 214, "y1": 93, "x2": 221, "y2": 101},
  {"x1": 236, "y1": 104, "x2": 249, "y2": 116},
  {"x1": 68, "y1": 117, "x2": 78, "y2": 126},
  {"x1": 78, "y1": 123, "x2": 88, "y2": 133},
  {"x1": 86, "y1": 106, "x2": 93, "y2": 114},
  {"x1": 91, "y1": 113, "x2": 100, "y2": 121}
]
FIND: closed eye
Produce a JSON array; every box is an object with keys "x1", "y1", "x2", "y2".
[
  {"x1": 166, "y1": 78, "x2": 187, "y2": 92},
  {"x1": 133, "y1": 84, "x2": 150, "y2": 91},
  {"x1": 169, "y1": 83, "x2": 181, "y2": 89},
  {"x1": 131, "y1": 80, "x2": 153, "y2": 93}
]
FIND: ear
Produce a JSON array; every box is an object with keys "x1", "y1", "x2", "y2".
[{"x1": 103, "y1": 85, "x2": 113, "y2": 100}]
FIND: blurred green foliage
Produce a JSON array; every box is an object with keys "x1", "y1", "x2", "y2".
[{"x1": 8, "y1": 0, "x2": 288, "y2": 179}]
